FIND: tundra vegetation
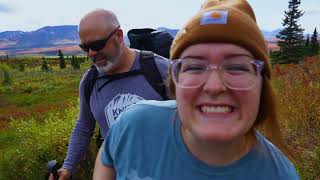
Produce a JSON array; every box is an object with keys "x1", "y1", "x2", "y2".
[{"x1": 0, "y1": 51, "x2": 319, "y2": 180}]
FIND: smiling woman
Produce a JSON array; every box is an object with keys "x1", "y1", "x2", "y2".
[
  {"x1": 93, "y1": 0, "x2": 299, "y2": 179},
  {"x1": 173, "y1": 44, "x2": 263, "y2": 150}
]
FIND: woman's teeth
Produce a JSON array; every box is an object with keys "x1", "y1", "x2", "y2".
[{"x1": 201, "y1": 106, "x2": 232, "y2": 113}]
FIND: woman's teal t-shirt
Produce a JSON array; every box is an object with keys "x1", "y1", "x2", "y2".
[{"x1": 101, "y1": 100, "x2": 299, "y2": 180}]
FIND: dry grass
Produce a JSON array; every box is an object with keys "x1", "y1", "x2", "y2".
[{"x1": 273, "y1": 55, "x2": 320, "y2": 179}]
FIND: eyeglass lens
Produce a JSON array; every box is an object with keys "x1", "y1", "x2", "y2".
[{"x1": 172, "y1": 57, "x2": 262, "y2": 90}]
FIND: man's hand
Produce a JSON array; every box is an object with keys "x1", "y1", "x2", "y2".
[{"x1": 56, "y1": 168, "x2": 72, "y2": 180}]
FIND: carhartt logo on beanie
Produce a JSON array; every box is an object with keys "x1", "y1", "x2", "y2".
[{"x1": 170, "y1": 0, "x2": 271, "y2": 78}]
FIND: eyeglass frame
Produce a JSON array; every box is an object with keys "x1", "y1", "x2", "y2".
[
  {"x1": 79, "y1": 26, "x2": 120, "y2": 53},
  {"x1": 170, "y1": 57, "x2": 265, "y2": 90}
]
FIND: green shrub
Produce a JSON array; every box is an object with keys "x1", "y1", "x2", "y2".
[
  {"x1": 19, "y1": 63, "x2": 25, "y2": 72},
  {"x1": 70, "y1": 55, "x2": 80, "y2": 70},
  {"x1": 0, "y1": 102, "x2": 76, "y2": 179},
  {"x1": 0, "y1": 63, "x2": 11, "y2": 72},
  {"x1": 41, "y1": 57, "x2": 50, "y2": 72},
  {"x1": 2, "y1": 70, "x2": 13, "y2": 85},
  {"x1": 0, "y1": 100, "x2": 99, "y2": 179}
]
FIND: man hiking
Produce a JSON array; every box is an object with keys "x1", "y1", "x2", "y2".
[{"x1": 55, "y1": 9, "x2": 170, "y2": 179}]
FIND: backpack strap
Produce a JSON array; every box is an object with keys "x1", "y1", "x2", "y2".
[
  {"x1": 83, "y1": 65, "x2": 103, "y2": 145},
  {"x1": 83, "y1": 65, "x2": 99, "y2": 110},
  {"x1": 97, "y1": 69, "x2": 143, "y2": 92},
  {"x1": 139, "y1": 51, "x2": 169, "y2": 100}
]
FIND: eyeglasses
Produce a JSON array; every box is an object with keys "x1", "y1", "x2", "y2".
[
  {"x1": 170, "y1": 56, "x2": 264, "y2": 90},
  {"x1": 79, "y1": 26, "x2": 120, "y2": 53}
]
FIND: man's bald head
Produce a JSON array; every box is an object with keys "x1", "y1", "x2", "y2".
[
  {"x1": 79, "y1": 9, "x2": 120, "y2": 30},
  {"x1": 78, "y1": 9, "x2": 121, "y2": 44}
]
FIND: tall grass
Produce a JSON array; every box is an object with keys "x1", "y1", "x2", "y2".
[{"x1": 273, "y1": 56, "x2": 320, "y2": 179}]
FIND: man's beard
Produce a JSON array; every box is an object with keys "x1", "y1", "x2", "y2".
[
  {"x1": 92, "y1": 46, "x2": 122, "y2": 74},
  {"x1": 94, "y1": 56, "x2": 119, "y2": 74}
]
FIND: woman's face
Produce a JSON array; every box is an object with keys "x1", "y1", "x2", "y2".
[{"x1": 175, "y1": 43, "x2": 262, "y2": 142}]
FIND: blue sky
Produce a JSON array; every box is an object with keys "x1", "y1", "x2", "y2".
[{"x1": 0, "y1": 0, "x2": 319, "y2": 33}]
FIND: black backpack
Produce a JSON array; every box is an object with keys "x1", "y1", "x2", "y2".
[
  {"x1": 84, "y1": 28, "x2": 174, "y2": 107},
  {"x1": 127, "y1": 28, "x2": 173, "y2": 59}
]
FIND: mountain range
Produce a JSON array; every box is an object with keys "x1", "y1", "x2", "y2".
[{"x1": 0, "y1": 25, "x2": 280, "y2": 56}]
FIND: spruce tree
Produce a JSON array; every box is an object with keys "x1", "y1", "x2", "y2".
[
  {"x1": 305, "y1": 35, "x2": 310, "y2": 47},
  {"x1": 58, "y1": 50, "x2": 66, "y2": 69},
  {"x1": 41, "y1": 57, "x2": 50, "y2": 72},
  {"x1": 303, "y1": 34, "x2": 312, "y2": 56},
  {"x1": 310, "y1": 28, "x2": 319, "y2": 56},
  {"x1": 18, "y1": 63, "x2": 25, "y2": 72},
  {"x1": 71, "y1": 55, "x2": 80, "y2": 70},
  {"x1": 2, "y1": 70, "x2": 12, "y2": 85},
  {"x1": 276, "y1": 0, "x2": 305, "y2": 64}
]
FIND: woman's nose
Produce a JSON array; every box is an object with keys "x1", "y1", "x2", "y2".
[{"x1": 202, "y1": 70, "x2": 227, "y2": 95}]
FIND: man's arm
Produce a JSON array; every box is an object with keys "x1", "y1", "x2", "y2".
[
  {"x1": 93, "y1": 147, "x2": 116, "y2": 180},
  {"x1": 60, "y1": 72, "x2": 97, "y2": 175}
]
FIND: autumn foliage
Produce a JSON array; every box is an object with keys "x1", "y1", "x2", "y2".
[{"x1": 273, "y1": 56, "x2": 320, "y2": 179}]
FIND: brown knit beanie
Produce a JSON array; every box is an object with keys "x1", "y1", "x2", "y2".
[{"x1": 170, "y1": 0, "x2": 271, "y2": 78}]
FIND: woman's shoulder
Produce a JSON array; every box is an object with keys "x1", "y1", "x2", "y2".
[
  {"x1": 255, "y1": 131, "x2": 300, "y2": 179},
  {"x1": 112, "y1": 100, "x2": 177, "y2": 130},
  {"x1": 124, "y1": 100, "x2": 176, "y2": 115},
  {"x1": 136, "y1": 99, "x2": 176, "y2": 108}
]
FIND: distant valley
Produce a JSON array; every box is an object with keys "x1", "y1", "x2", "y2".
[{"x1": 0, "y1": 25, "x2": 280, "y2": 56}]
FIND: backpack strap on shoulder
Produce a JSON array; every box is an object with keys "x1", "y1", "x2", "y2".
[
  {"x1": 97, "y1": 70, "x2": 143, "y2": 92},
  {"x1": 139, "y1": 51, "x2": 169, "y2": 100},
  {"x1": 83, "y1": 65, "x2": 98, "y2": 119},
  {"x1": 83, "y1": 65, "x2": 104, "y2": 144}
]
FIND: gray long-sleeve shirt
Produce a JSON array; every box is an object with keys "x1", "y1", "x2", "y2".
[{"x1": 62, "y1": 50, "x2": 169, "y2": 172}]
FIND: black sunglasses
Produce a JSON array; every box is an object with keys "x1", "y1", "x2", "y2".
[{"x1": 79, "y1": 26, "x2": 120, "y2": 53}]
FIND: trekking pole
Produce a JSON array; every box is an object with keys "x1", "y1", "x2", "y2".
[
  {"x1": 96, "y1": 129, "x2": 104, "y2": 148},
  {"x1": 45, "y1": 160, "x2": 61, "y2": 180}
]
